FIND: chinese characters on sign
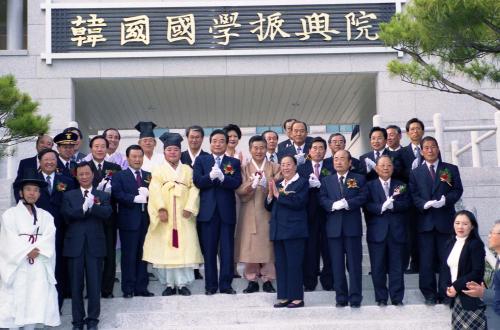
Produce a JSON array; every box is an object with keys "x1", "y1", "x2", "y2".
[{"x1": 69, "y1": 10, "x2": 380, "y2": 48}]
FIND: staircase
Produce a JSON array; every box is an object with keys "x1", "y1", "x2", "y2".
[{"x1": 55, "y1": 272, "x2": 451, "y2": 329}]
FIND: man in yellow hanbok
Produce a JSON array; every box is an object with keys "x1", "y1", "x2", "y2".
[{"x1": 143, "y1": 133, "x2": 203, "y2": 296}]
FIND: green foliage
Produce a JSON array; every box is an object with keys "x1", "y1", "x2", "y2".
[
  {"x1": 0, "y1": 75, "x2": 51, "y2": 158},
  {"x1": 380, "y1": 0, "x2": 499, "y2": 109}
]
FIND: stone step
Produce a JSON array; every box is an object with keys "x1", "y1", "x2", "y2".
[{"x1": 113, "y1": 304, "x2": 450, "y2": 330}]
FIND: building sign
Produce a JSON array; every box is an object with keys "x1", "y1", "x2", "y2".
[{"x1": 42, "y1": 1, "x2": 402, "y2": 63}]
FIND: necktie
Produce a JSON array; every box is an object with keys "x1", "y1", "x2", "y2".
[
  {"x1": 270, "y1": 154, "x2": 275, "y2": 163},
  {"x1": 135, "y1": 170, "x2": 142, "y2": 187},
  {"x1": 46, "y1": 175, "x2": 52, "y2": 194},
  {"x1": 415, "y1": 146, "x2": 422, "y2": 163},
  {"x1": 339, "y1": 176, "x2": 345, "y2": 196},
  {"x1": 98, "y1": 163, "x2": 103, "y2": 174},
  {"x1": 429, "y1": 164, "x2": 436, "y2": 181},
  {"x1": 84, "y1": 190, "x2": 89, "y2": 198},
  {"x1": 314, "y1": 163, "x2": 320, "y2": 178},
  {"x1": 383, "y1": 181, "x2": 389, "y2": 198},
  {"x1": 495, "y1": 257, "x2": 499, "y2": 271},
  {"x1": 297, "y1": 147, "x2": 302, "y2": 154},
  {"x1": 216, "y1": 156, "x2": 221, "y2": 168},
  {"x1": 375, "y1": 151, "x2": 380, "y2": 161},
  {"x1": 65, "y1": 162, "x2": 70, "y2": 170}
]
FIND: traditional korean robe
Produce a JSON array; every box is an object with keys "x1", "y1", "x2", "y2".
[
  {"x1": 143, "y1": 162, "x2": 203, "y2": 272},
  {"x1": 0, "y1": 201, "x2": 60, "y2": 328}
]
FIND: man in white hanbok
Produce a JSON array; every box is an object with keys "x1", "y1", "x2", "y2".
[{"x1": 0, "y1": 169, "x2": 60, "y2": 329}]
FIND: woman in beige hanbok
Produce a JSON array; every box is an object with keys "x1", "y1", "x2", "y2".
[
  {"x1": 235, "y1": 135, "x2": 281, "y2": 293},
  {"x1": 143, "y1": 133, "x2": 203, "y2": 296}
]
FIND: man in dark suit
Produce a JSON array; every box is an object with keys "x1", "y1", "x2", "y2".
[
  {"x1": 386, "y1": 125, "x2": 402, "y2": 152},
  {"x1": 397, "y1": 118, "x2": 426, "y2": 274},
  {"x1": 15, "y1": 134, "x2": 54, "y2": 185},
  {"x1": 409, "y1": 136, "x2": 463, "y2": 305},
  {"x1": 61, "y1": 162, "x2": 113, "y2": 330},
  {"x1": 365, "y1": 155, "x2": 411, "y2": 306},
  {"x1": 359, "y1": 127, "x2": 401, "y2": 182},
  {"x1": 319, "y1": 150, "x2": 368, "y2": 307},
  {"x1": 262, "y1": 130, "x2": 279, "y2": 163},
  {"x1": 181, "y1": 125, "x2": 209, "y2": 167},
  {"x1": 87, "y1": 135, "x2": 122, "y2": 298},
  {"x1": 111, "y1": 145, "x2": 154, "y2": 298},
  {"x1": 277, "y1": 119, "x2": 313, "y2": 154},
  {"x1": 277, "y1": 121, "x2": 311, "y2": 165},
  {"x1": 323, "y1": 133, "x2": 362, "y2": 175},
  {"x1": 297, "y1": 137, "x2": 333, "y2": 291},
  {"x1": 64, "y1": 127, "x2": 87, "y2": 162},
  {"x1": 180, "y1": 125, "x2": 209, "y2": 280},
  {"x1": 54, "y1": 132, "x2": 78, "y2": 178},
  {"x1": 193, "y1": 129, "x2": 242, "y2": 295},
  {"x1": 14, "y1": 149, "x2": 76, "y2": 310}
]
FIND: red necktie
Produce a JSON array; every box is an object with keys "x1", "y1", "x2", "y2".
[
  {"x1": 429, "y1": 164, "x2": 436, "y2": 181},
  {"x1": 135, "y1": 170, "x2": 142, "y2": 187}
]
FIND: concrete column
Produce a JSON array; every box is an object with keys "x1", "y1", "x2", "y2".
[{"x1": 7, "y1": 0, "x2": 24, "y2": 50}]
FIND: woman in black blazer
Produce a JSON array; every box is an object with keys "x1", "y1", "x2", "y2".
[
  {"x1": 265, "y1": 155, "x2": 309, "y2": 308},
  {"x1": 444, "y1": 210, "x2": 486, "y2": 330}
]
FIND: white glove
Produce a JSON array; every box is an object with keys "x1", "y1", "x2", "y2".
[
  {"x1": 259, "y1": 174, "x2": 267, "y2": 188},
  {"x1": 432, "y1": 195, "x2": 446, "y2": 208},
  {"x1": 96, "y1": 178, "x2": 107, "y2": 191},
  {"x1": 134, "y1": 195, "x2": 147, "y2": 204},
  {"x1": 381, "y1": 197, "x2": 394, "y2": 213},
  {"x1": 209, "y1": 166, "x2": 219, "y2": 180},
  {"x1": 332, "y1": 198, "x2": 348, "y2": 211},
  {"x1": 295, "y1": 153, "x2": 306, "y2": 165},
  {"x1": 138, "y1": 187, "x2": 149, "y2": 197},
  {"x1": 251, "y1": 174, "x2": 260, "y2": 189},
  {"x1": 216, "y1": 168, "x2": 225, "y2": 182},
  {"x1": 365, "y1": 158, "x2": 376, "y2": 173},
  {"x1": 308, "y1": 173, "x2": 321, "y2": 188},
  {"x1": 103, "y1": 180, "x2": 112, "y2": 193},
  {"x1": 82, "y1": 195, "x2": 94, "y2": 212},
  {"x1": 411, "y1": 158, "x2": 420, "y2": 170},
  {"x1": 424, "y1": 200, "x2": 436, "y2": 210}
]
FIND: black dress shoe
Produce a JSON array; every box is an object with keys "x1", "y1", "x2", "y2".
[
  {"x1": 438, "y1": 297, "x2": 451, "y2": 305},
  {"x1": 135, "y1": 291, "x2": 154, "y2": 297},
  {"x1": 148, "y1": 272, "x2": 158, "y2": 281},
  {"x1": 205, "y1": 289, "x2": 217, "y2": 295},
  {"x1": 404, "y1": 268, "x2": 418, "y2": 274},
  {"x1": 424, "y1": 298, "x2": 436, "y2": 306},
  {"x1": 178, "y1": 286, "x2": 191, "y2": 296},
  {"x1": 123, "y1": 293, "x2": 133, "y2": 299},
  {"x1": 392, "y1": 301, "x2": 404, "y2": 306},
  {"x1": 304, "y1": 286, "x2": 315, "y2": 292},
  {"x1": 350, "y1": 302, "x2": 361, "y2": 308},
  {"x1": 220, "y1": 287, "x2": 237, "y2": 294},
  {"x1": 377, "y1": 300, "x2": 387, "y2": 307},
  {"x1": 322, "y1": 286, "x2": 334, "y2": 291},
  {"x1": 336, "y1": 302, "x2": 348, "y2": 307},
  {"x1": 194, "y1": 269, "x2": 203, "y2": 280},
  {"x1": 101, "y1": 293, "x2": 114, "y2": 299},
  {"x1": 243, "y1": 281, "x2": 259, "y2": 294},
  {"x1": 262, "y1": 281, "x2": 276, "y2": 293},
  {"x1": 162, "y1": 287, "x2": 177, "y2": 296},
  {"x1": 114, "y1": 277, "x2": 120, "y2": 283},
  {"x1": 273, "y1": 300, "x2": 290, "y2": 308},
  {"x1": 233, "y1": 273, "x2": 242, "y2": 279},
  {"x1": 287, "y1": 301, "x2": 304, "y2": 308},
  {"x1": 87, "y1": 326, "x2": 98, "y2": 330}
]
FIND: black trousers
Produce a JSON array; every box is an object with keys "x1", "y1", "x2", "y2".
[
  {"x1": 403, "y1": 208, "x2": 419, "y2": 271},
  {"x1": 68, "y1": 243, "x2": 103, "y2": 328},
  {"x1": 303, "y1": 212, "x2": 332, "y2": 290},
  {"x1": 418, "y1": 230, "x2": 449, "y2": 301},
  {"x1": 275, "y1": 238, "x2": 306, "y2": 301},
  {"x1": 199, "y1": 211, "x2": 235, "y2": 292},
  {"x1": 119, "y1": 213, "x2": 149, "y2": 295},
  {"x1": 101, "y1": 219, "x2": 117, "y2": 296},
  {"x1": 367, "y1": 233, "x2": 405, "y2": 303}
]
